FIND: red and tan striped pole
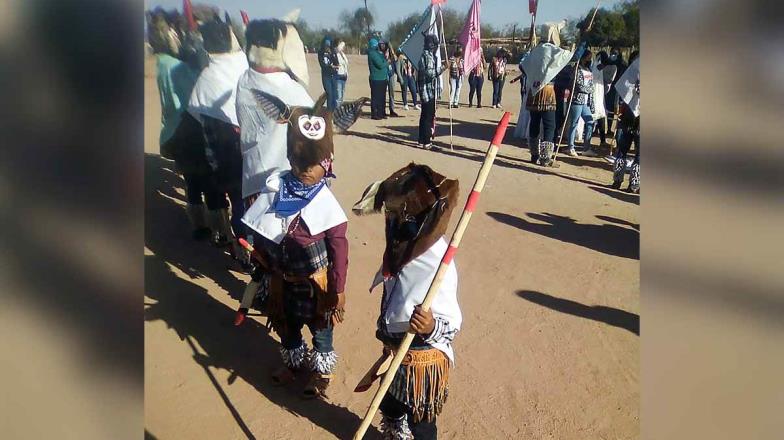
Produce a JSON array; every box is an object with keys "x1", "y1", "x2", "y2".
[{"x1": 353, "y1": 112, "x2": 511, "y2": 440}]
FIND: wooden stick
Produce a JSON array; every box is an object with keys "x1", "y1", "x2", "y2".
[
  {"x1": 553, "y1": 0, "x2": 602, "y2": 163},
  {"x1": 352, "y1": 112, "x2": 512, "y2": 440}
]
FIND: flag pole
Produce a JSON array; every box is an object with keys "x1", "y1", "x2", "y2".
[
  {"x1": 437, "y1": 5, "x2": 454, "y2": 150},
  {"x1": 351, "y1": 112, "x2": 512, "y2": 440},
  {"x1": 553, "y1": 0, "x2": 601, "y2": 163}
]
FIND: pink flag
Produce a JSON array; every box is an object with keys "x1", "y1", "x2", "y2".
[
  {"x1": 458, "y1": 0, "x2": 482, "y2": 73},
  {"x1": 183, "y1": 0, "x2": 196, "y2": 31},
  {"x1": 529, "y1": 0, "x2": 538, "y2": 15},
  {"x1": 240, "y1": 10, "x2": 249, "y2": 25},
  {"x1": 431, "y1": 0, "x2": 447, "y2": 5}
]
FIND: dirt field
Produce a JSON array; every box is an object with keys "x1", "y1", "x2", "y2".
[{"x1": 144, "y1": 54, "x2": 639, "y2": 439}]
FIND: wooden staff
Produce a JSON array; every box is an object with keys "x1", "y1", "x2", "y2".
[
  {"x1": 437, "y1": 6, "x2": 454, "y2": 150},
  {"x1": 552, "y1": 0, "x2": 602, "y2": 163},
  {"x1": 352, "y1": 112, "x2": 512, "y2": 440}
]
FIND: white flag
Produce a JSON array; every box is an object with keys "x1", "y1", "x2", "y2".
[{"x1": 615, "y1": 57, "x2": 640, "y2": 117}]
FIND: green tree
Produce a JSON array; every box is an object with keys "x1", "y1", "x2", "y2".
[
  {"x1": 339, "y1": 7, "x2": 374, "y2": 50},
  {"x1": 386, "y1": 13, "x2": 423, "y2": 47}
]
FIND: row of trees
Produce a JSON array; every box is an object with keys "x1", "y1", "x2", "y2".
[
  {"x1": 303, "y1": 0, "x2": 638, "y2": 52},
  {"x1": 146, "y1": 1, "x2": 638, "y2": 54}
]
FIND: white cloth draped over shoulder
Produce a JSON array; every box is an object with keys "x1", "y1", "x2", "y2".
[
  {"x1": 370, "y1": 237, "x2": 462, "y2": 363},
  {"x1": 188, "y1": 51, "x2": 249, "y2": 126},
  {"x1": 235, "y1": 70, "x2": 314, "y2": 199},
  {"x1": 520, "y1": 42, "x2": 573, "y2": 96},
  {"x1": 614, "y1": 58, "x2": 640, "y2": 117},
  {"x1": 240, "y1": 172, "x2": 347, "y2": 244}
]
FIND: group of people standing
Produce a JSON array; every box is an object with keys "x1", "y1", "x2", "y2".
[
  {"x1": 513, "y1": 22, "x2": 639, "y2": 193},
  {"x1": 317, "y1": 36, "x2": 350, "y2": 110},
  {"x1": 151, "y1": 8, "x2": 464, "y2": 439}
]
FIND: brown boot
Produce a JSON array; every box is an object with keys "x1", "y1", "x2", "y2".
[{"x1": 302, "y1": 372, "x2": 332, "y2": 400}]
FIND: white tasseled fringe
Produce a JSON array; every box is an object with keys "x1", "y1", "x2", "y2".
[
  {"x1": 308, "y1": 350, "x2": 338, "y2": 375},
  {"x1": 280, "y1": 342, "x2": 308, "y2": 369},
  {"x1": 380, "y1": 414, "x2": 413, "y2": 440}
]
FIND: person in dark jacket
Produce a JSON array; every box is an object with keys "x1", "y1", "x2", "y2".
[
  {"x1": 318, "y1": 36, "x2": 339, "y2": 110},
  {"x1": 368, "y1": 37, "x2": 389, "y2": 120}
]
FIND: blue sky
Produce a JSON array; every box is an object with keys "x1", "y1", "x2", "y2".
[{"x1": 145, "y1": 0, "x2": 623, "y2": 31}]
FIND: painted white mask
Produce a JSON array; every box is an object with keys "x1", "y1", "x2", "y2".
[{"x1": 297, "y1": 115, "x2": 326, "y2": 140}]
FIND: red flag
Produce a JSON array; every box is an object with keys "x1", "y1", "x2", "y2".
[
  {"x1": 183, "y1": 0, "x2": 196, "y2": 31},
  {"x1": 529, "y1": 0, "x2": 538, "y2": 15},
  {"x1": 240, "y1": 10, "x2": 249, "y2": 25},
  {"x1": 431, "y1": 0, "x2": 447, "y2": 5}
]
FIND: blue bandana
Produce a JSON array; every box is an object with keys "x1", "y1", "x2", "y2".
[{"x1": 273, "y1": 172, "x2": 326, "y2": 217}]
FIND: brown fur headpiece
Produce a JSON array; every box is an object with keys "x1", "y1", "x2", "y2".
[
  {"x1": 353, "y1": 163, "x2": 460, "y2": 275},
  {"x1": 251, "y1": 91, "x2": 367, "y2": 171}
]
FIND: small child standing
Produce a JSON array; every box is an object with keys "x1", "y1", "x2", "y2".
[
  {"x1": 238, "y1": 91, "x2": 364, "y2": 399},
  {"x1": 353, "y1": 164, "x2": 462, "y2": 439}
]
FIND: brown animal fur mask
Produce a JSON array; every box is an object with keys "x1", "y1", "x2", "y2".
[
  {"x1": 251, "y1": 90, "x2": 367, "y2": 171},
  {"x1": 353, "y1": 163, "x2": 460, "y2": 275}
]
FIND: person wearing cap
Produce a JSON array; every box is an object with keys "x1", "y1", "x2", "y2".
[
  {"x1": 417, "y1": 34, "x2": 448, "y2": 149},
  {"x1": 368, "y1": 37, "x2": 389, "y2": 120}
]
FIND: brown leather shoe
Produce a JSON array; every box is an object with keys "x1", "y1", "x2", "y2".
[{"x1": 302, "y1": 373, "x2": 332, "y2": 400}]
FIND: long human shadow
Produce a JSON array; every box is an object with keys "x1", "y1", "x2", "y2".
[
  {"x1": 589, "y1": 185, "x2": 640, "y2": 205},
  {"x1": 145, "y1": 153, "x2": 246, "y2": 301},
  {"x1": 487, "y1": 211, "x2": 639, "y2": 260},
  {"x1": 516, "y1": 290, "x2": 639, "y2": 335},
  {"x1": 145, "y1": 255, "x2": 378, "y2": 439}
]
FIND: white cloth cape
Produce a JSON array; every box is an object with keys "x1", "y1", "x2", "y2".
[
  {"x1": 591, "y1": 62, "x2": 607, "y2": 119},
  {"x1": 614, "y1": 58, "x2": 640, "y2": 117},
  {"x1": 240, "y1": 173, "x2": 347, "y2": 244},
  {"x1": 370, "y1": 237, "x2": 462, "y2": 363},
  {"x1": 188, "y1": 51, "x2": 249, "y2": 126},
  {"x1": 520, "y1": 43, "x2": 573, "y2": 96},
  {"x1": 235, "y1": 70, "x2": 314, "y2": 199}
]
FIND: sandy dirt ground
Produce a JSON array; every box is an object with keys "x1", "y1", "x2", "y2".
[{"x1": 144, "y1": 54, "x2": 639, "y2": 439}]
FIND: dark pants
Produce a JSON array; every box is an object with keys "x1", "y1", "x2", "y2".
[
  {"x1": 615, "y1": 126, "x2": 639, "y2": 162},
  {"x1": 380, "y1": 392, "x2": 437, "y2": 440},
  {"x1": 280, "y1": 316, "x2": 334, "y2": 353},
  {"x1": 184, "y1": 173, "x2": 224, "y2": 210},
  {"x1": 555, "y1": 97, "x2": 567, "y2": 142},
  {"x1": 418, "y1": 99, "x2": 436, "y2": 145},
  {"x1": 370, "y1": 79, "x2": 388, "y2": 118},
  {"x1": 226, "y1": 183, "x2": 245, "y2": 239},
  {"x1": 529, "y1": 110, "x2": 556, "y2": 143},
  {"x1": 594, "y1": 117, "x2": 607, "y2": 144},
  {"x1": 491, "y1": 79, "x2": 503, "y2": 106},
  {"x1": 468, "y1": 74, "x2": 484, "y2": 106},
  {"x1": 401, "y1": 75, "x2": 418, "y2": 107}
]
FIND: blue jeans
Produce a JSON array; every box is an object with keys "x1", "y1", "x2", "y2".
[
  {"x1": 281, "y1": 317, "x2": 334, "y2": 353},
  {"x1": 321, "y1": 74, "x2": 337, "y2": 110},
  {"x1": 492, "y1": 79, "x2": 503, "y2": 106},
  {"x1": 449, "y1": 76, "x2": 463, "y2": 105},
  {"x1": 335, "y1": 76, "x2": 346, "y2": 106},
  {"x1": 567, "y1": 103, "x2": 595, "y2": 148},
  {"x1": 401, "y1": 75, "x2": 418, "y2": 106}
]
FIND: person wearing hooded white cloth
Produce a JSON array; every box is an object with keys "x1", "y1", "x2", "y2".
[
  {"x1": 234, "y1": 11, "x2": 313, "y2": 208},
  {"x1": 187, "y1": 17, "x2": 249, "y2": 260}
]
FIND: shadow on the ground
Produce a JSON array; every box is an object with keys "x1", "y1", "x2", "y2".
[
  {"x1": 516, "y1": 290, "x2": 639, "y2": 335},
  {"x1": 589, "y1": 185, "x2": 640, "y2": 205},
  {"x1": 486, "y1": 211, "x2": 639, "y2": 260},
  {"x1": 145, "y1": 153, "x2": 381, "y2": 440}
]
